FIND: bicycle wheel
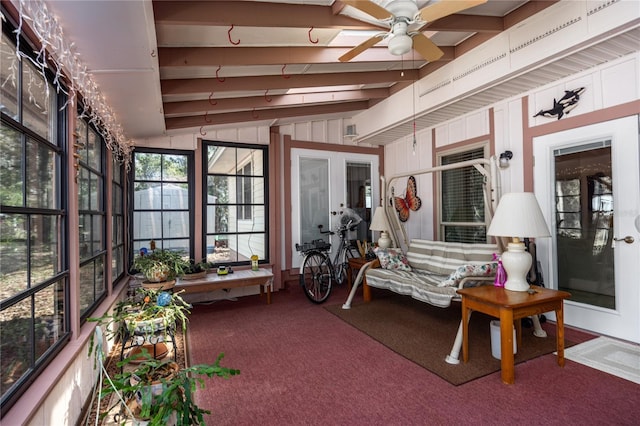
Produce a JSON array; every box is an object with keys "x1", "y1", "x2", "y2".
[
  {"x1": 334, "y1": 244, "x2": 358, "y2": 286},
  {"x1": 300, "y1": 251, "x2": 332, "y2": 303}
]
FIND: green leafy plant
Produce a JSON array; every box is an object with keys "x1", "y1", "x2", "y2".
[
  {"x1": 88, "y1": 288, "x2": 192, "y2": 359},
  {"x1": 133, "y1": 249, "x2": 189, "y2": 282},
  {"x1": 183, "y1": 259, "x2": 209, "y2": 275},
  {"x1": 101, "y1": 352, "x2": 240, "y2": 425}
]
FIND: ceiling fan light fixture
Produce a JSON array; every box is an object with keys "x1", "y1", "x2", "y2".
[{"x1": 388, "y1": 33, "x2": 412, "y2": 56}]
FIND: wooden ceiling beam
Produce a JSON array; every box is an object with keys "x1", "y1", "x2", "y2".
[
  {"x1": 152, "y1": 1, "x2": 378, "y2": 30},
  {"x1": 158, "y1": 46, "x2": 454, "y2": 67},
  {"x1": 164, "y1": 88, "x2": 389, "y2": 116},
  {"x1": 161, "y1": 70, "x2": 419, "y2": 95},
  {"x1": 165, "y1": 101, "x2": 370, "y2": 129}
]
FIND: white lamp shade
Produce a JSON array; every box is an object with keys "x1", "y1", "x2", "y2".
[
  {"x1": 487, "y1": 192, "x2": 550, "y2": 292},
  {"x1": 370, "y1": 207, "x2": 392, "y2": 248},
  {"x1": 487, "y1": 192, "x2": 551, "y2": 239},
  {"x1": 370, "y1": 207, "x2": 389, "y2": 232}
]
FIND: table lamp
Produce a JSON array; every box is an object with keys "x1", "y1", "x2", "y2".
[
  {"x1": 487, "y1": 192, "x2": 551, "y2": 292},
  {"x1": 370, "y1": 206, "x2": 392, "y2": 249}
]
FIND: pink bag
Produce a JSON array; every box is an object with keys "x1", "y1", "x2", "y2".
[{"x1": 493, "y1": 253, "x2": 506, "y2": 287}]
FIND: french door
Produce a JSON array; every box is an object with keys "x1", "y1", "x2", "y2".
[
  {"x1": 533, "y1": 116, "x2": 640, "y2": 342},
  {"x1": 291, "y1": 149, "x2": 379, "y2": 269}
]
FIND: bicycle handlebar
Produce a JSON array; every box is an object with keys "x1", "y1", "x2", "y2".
[
  {"x1": 317, "y1": 219, "x2": 358, "y2": 236},
  {"x1": 317, "y1": 224, "x2": 335, "y2": 236}
]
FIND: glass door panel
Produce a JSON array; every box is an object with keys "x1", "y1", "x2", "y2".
[
  {"x1": 346, "y1": 161, "x2": 372, "y2": 243},
  {"x1": 299, "y1": 157, "x2": 330, "y2": 245},
  {"x1": 554, "y1": 143, "x2": 614, "y2": 309},
  {"x1": 291, "y1": 149, "x2": 379, "y2": 269}
]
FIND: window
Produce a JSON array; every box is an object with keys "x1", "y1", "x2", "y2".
[
  {"x1": 1, "y1": 30, "x2": 69, "y2": 411},
  {"x1": 76, "y1": 116, "x2": 107, "y2": 318},
  {"x1": 131, "y1": 150, "x2": 193, "y2": 259},
  {"x1": 438, "y1": 146, "x2": 488, "y2": 243},
  {"x1": 555, "y1": 143, "x2": 613, "y2": 255},
  {"x1": 112, "y1": 158, "x2": 125, "y2": 282},
  {"x1": 238, "y1": 163, "x2": 252, "y2": 220},
  {"x1": 555, "y1": 178, "x2": 581, "y2": 239},
  {"x1": 204, "y1": 142, "x2": 268, "y2": 266}
]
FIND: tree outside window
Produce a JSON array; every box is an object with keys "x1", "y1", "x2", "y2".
[
  {"x1": 204, "y1": 142, "x2": 268, "y2": 266},
  {"x1": 131, "y1": 150, "x2": 193, "y2": 260},
  {"x1": 0, "y1": 30, "x2": 68, "y2": 411}
]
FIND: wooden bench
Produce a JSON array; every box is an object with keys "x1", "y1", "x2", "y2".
[{"x1": 175, "y1": 268, "x2": 274, "y2": 304}]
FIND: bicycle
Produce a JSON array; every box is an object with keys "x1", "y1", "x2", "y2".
[{"x1": 295, "y1": 220, "x2": 360, "y2": 303}]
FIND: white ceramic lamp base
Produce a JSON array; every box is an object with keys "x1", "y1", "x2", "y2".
[
  {"x1": 501, "y1": 242, "x2": 532, "y2": 292},
  {"x1": 377, "y1": 231, "x2": 391, "y2": 249}
]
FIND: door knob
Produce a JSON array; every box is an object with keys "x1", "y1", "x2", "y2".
[{"x1": 613, "y1": 236, "x2": 634, "y2": 244}]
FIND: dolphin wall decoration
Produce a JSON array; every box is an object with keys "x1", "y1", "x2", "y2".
[{"x1": 534, "y1": 87, "x2": 586, "y2": 120}]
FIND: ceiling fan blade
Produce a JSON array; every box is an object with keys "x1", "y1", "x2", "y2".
[
  {"x1": 418, "y1": 0, "x2": 487, "y2": 23},
  {"x1": 341, "y1": 0, "x2": 393, "y2": 21},
  {"x1": 339, "y1": 34, "x2": 386, "y2": 62},
  {"x1": 411, "y1": 33, "x2": 444, "y2": 62}
]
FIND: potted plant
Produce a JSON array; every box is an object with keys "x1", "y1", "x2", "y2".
[
  {"x1": 89, "y1": 288, "x2": 192, "y2": 361},
  {"x1": 182, "y1": 259, "x2": 209, "y2": 280},
  {"x1": 133, "y1": 249, "x2": 189, "y2": 289},
  {"x1": 100, "y1": 352, "x2": 239, "y2": 425}
]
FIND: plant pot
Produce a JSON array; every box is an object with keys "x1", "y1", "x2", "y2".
[
  {"x1": 127, "y1": 342, "x2": 169, "y2": 363},
  {"x1": 131, "y1": 361, "x2": 180, "y2": 409},
  {"x1": 144, "y1": 266, "x2": 170, "y2": 283},
  {"x1": 126, "y1": 315, "x2": 167, "y2": 336},
  {"x1": 182, "y1": 271, "x2": 206, "y2": 280},
  {"x1": 141, "y1": 279, "x2": 176, "y2": 291},
  {"x1": 123, "y1": 311, "x2": 174, "y2": 355}
]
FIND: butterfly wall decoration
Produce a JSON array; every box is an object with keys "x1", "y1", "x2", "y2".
[{"x1": 394, "y1": 176, "x2": 422, "y2": 222}]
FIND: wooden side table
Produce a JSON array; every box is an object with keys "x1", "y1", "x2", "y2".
[
  {"x1": 176, "y1": 269, "x2": 274, "y2": 304},
  {"x1": 457, "y1": 285, "x2": 571, "y2": 384},
  {"x1": 347, "y1": 257, "x2": 379, "y2": 301}
]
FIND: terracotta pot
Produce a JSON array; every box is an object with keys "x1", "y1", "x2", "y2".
[
  {"x1": 131, "y1": 361, "x2": 180, "y2": 408},
  {"x1": 127, "y1": 343, "x2": 169, "y2": 363}
]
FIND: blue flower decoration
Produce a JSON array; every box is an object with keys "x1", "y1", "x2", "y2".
[{"x1": 156, "y1": 292, "x2": 172, "y2": 307}]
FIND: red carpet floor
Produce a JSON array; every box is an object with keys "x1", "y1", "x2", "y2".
[{"x1": 187, "y1": 284, "x2": 640, "y2": 425}]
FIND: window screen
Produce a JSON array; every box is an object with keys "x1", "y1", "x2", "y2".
[{"x1": 439, "y1": 147, "x2": 487, "y2": 243}]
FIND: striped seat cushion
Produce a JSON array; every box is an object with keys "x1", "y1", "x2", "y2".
[
  {"x1": 365, "y1": 268, "x2": 457, "y2": 308},
  {"x1": 364, "y1": 240, "x2": 500, "y2": 308},
  {"x1": 405, "y1": 240, "x2": 499, "y2": 275}
]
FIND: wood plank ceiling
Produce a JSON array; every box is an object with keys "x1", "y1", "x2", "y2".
[{"x1": 154, "y1": 0, "x2": 549, "y2": 133}]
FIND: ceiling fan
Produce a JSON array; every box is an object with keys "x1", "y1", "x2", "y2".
[{"x1": 338, "y1": 0, "x2": 487, "y2": 62}]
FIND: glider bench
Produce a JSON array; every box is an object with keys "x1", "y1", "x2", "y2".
[
  {"x1": 342, "y1": 239, "x2": 547, "y2": 364},
  {"x1": 364, "y1": 240, "x2": 499, "y2": 308}
]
